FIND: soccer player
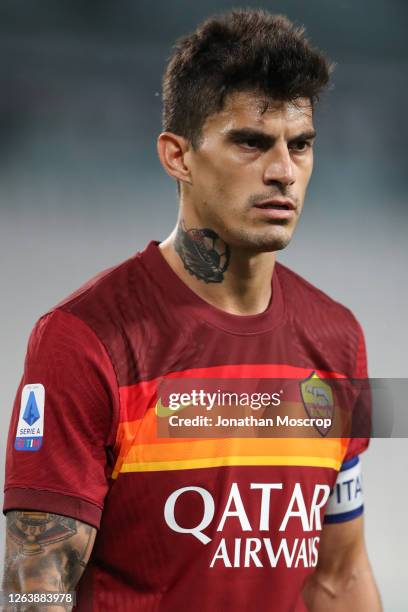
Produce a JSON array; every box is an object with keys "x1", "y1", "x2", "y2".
[{"x1": 3, "y1": 9, "x2": 382, "y2": 612}]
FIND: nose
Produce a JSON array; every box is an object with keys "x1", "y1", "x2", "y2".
[{"x1": 263, "y1": 143, "x2": 295, "y2": 188}]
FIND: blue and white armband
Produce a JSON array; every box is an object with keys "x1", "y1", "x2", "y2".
[{"x1": 324, "y1": 455, "x2": 364, "y2": 524}]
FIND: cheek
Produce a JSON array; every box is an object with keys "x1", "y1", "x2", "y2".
[
  {"x1": 192, "y1": 153, "x2": 225, "y2": 190},
  {"x1": 196, "y1": 143, "x2": 249, "y2": 182},
  {"x1": 195, "y1": 157, "x2": 241, "y2": 201},
  {"x1": 295, "y1": 155, "x2": 313, "y2": 189}
]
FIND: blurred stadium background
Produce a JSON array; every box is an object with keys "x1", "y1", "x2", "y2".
[{"x1": 0, "y1": 1, "x2": 407, "y2": 608}]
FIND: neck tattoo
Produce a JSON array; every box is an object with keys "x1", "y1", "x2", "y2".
[{"x1": 174, "y1": 220, "x2": 231, "y2": 283}]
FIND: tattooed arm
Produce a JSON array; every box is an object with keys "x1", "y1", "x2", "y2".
[{"x1": 2, "y1": 510, "x2": 96, "y2": 611}]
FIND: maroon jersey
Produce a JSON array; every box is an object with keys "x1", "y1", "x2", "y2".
[{"x1": 4, "y1": 241, "x2": 369, "y2": 611}]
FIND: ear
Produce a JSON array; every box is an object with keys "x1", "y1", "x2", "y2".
[{"x1": 157, "y1": 132, "x2": 192, "y2": 185}]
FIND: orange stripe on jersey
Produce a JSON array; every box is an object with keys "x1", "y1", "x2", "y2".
[
  {"x1": 113, "y1": 438, "x2": 345, "y2": 476},
  {"x1": 112, "y1": 364, "x2": 349, "y2": 477},
  {"x1": 118, "y1": 455, "x2": 342, "y2": 474},
  {"x1": 119, "y1": 438, "x2": 344, "y2": 463}
]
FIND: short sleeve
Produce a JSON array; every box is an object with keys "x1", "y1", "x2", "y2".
[
  {"x1": 343, "y1": 319, "x2": 371, "y2": 462},
  {"x1": 3, "y1": 309, "x2": 119, "y2": 529},
  {"x1": 324, "y1": 455, "x2": 364, "y2": 524}
]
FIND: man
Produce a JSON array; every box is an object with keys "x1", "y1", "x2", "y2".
[{"x1": 3, "y1": 9, "x2": 381, "y2": 611}]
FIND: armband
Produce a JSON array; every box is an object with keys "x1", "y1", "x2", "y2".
[{"x1": 324, "y1": 455, "x2": 364, "y2": 523}]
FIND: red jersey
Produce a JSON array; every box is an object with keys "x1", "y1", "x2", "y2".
[{"x1": 4, "y1": 241, "x2": 369, "y2": 611}]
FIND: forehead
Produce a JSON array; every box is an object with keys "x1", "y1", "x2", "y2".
[{"x1": 203, "y1": 91, "x2": 314, "y2": 135}]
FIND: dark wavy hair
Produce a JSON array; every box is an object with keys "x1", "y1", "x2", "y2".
[{"x1": 162, "y1": 9, "x2": 333, "y2": 147}]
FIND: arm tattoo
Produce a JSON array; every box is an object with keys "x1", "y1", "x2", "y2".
[
  {"x1": 3, "y1": 511, "x2": 96, "y2": 599},
  {"x1": 174, "y1": 220, "x2": 230, "y2": 283},
  {"x1": 8, "y1": 512, "x2": 77, "y2": 556}
]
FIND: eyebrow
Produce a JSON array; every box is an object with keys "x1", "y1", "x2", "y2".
[{"x1": 225, "y1": 127, "x2": 317, "y2": 147}]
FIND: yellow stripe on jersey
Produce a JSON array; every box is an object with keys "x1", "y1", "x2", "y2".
[{"x1": 117, "y1": 454, "x2": 341, "y2": 475}]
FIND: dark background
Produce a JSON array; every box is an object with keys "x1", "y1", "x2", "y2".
[{"x1": 1, "y1": 2, "x2": 407, "y2": 607}]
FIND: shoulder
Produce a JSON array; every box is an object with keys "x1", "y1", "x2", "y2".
[
  {"x1": 276, "y1": 261, "x2": 360, "y2": 331},
  {"x1": 54, "y1": 251, "x2": 144, "y2": 315},
  {"x1": 46, "y1": 248, "x2": 154, "y2": 332},
  {"x1": 25, "y1": 250, "x2": 145, "y2": 353},
  {"x1": 275, "y1": 262, "x2": 365, "y2": 376},
  {"x1": 31, "y1": 247, "x2": 159, "y2": 385}
]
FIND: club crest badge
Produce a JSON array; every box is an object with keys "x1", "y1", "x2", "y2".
[
  {"x1": 15, "y1": 383, "x2": 45, "y2": 451},
  {"x1": 300, "y1": 372, "x2": 334, "y2": 436}
]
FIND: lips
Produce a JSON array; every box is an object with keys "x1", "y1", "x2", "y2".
[
  {"x1": 253, "y1": 199, "x2": 295, "y2": 211},
  {"x1": 252, "y1": 198, "x2": 296, "y2": 221}
]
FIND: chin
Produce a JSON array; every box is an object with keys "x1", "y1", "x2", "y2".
[
  {"x1": 230, "y1": 226, "x2": 293, "y2": 253},
  {"x1": 255, "y1": 238, "x2": 291, "y2": 253}
]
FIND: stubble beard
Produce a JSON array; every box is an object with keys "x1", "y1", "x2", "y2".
[
  {"x1": 191, "y1": 194, "x2": 300, "y2": 255},
  {"x1": 210, "y1": 209, "x2": 298, "y2": 253}
]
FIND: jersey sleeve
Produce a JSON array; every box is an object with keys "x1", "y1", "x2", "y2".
[
  {"x1": 342, "y1": 319, "x2": 371, "y2": 462},
  {"x1": 324, "y1": 455, "x2": 364, "y2": 523},
  {"x1": 3, "y1": 309, "x2": 119, "y2": 529}
]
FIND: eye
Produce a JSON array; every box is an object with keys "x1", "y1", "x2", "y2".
[
  {"x1": 290, "y1": 140, "x2": 312, "y2": 152},
  {"x1": 240, "y1": 139, "x2": 260, "y2": 150}
]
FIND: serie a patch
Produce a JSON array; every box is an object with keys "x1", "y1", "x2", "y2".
[{"x1": 14, "y1": 383, "x2": 45, "y2": 451}]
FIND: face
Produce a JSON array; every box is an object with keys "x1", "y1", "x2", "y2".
[{"x1": 183, "y1": 91, "x2": 316, "y2": 252}]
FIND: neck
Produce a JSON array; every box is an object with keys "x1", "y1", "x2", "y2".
[{"x1": 159, "y1": 219, "x2": 276, "y2": 316}]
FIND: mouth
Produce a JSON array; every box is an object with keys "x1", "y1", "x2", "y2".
[
  {"x1": 252, "y1": 199, "x2": 296, "y2": 221},
  {"x1": 253, "y1": 199, "x2": 295, "y2": 211}
]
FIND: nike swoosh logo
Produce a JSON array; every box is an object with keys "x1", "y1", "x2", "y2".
[{"x1": 155, "y1": 398, "x2": 190, "y2": 418}]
